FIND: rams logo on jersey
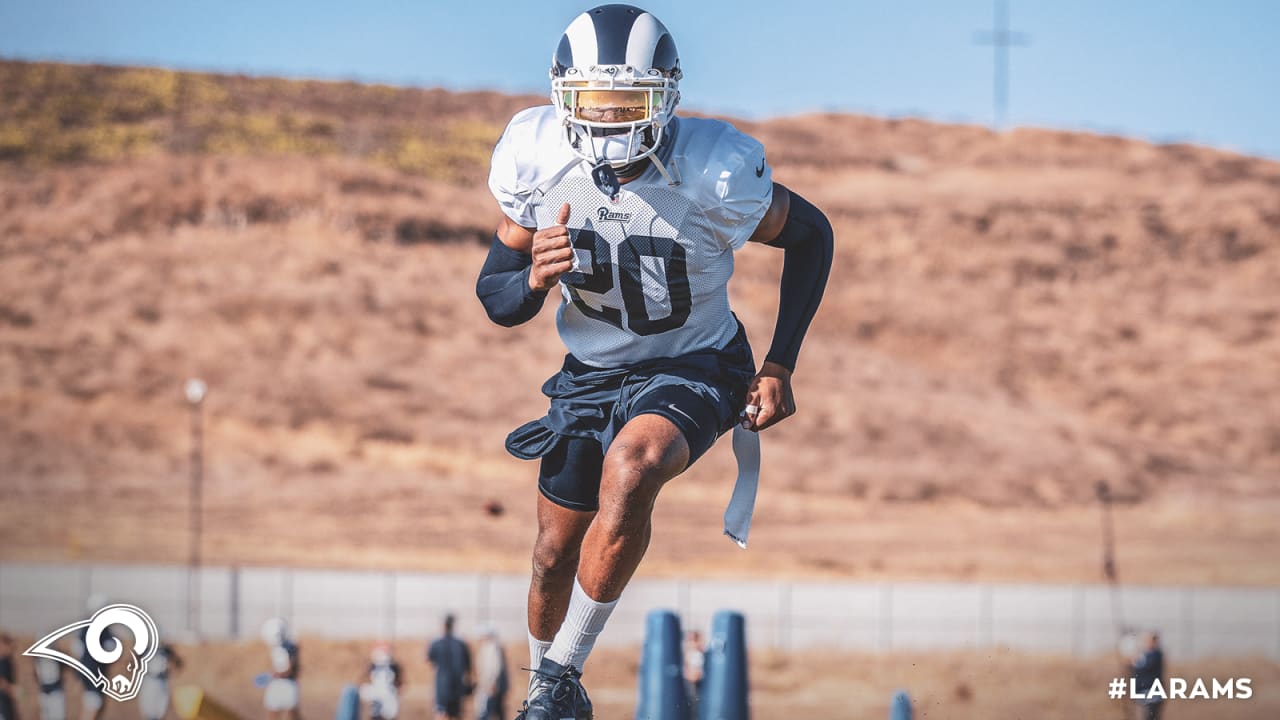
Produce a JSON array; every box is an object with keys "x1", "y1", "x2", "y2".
[{"x1": 597, "y1": 207, "x2": 633, "y2": 222}]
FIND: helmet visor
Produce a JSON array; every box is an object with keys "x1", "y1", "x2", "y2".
[{"x1": 569, "y1": 89, "x2": 656, "y2": 124}]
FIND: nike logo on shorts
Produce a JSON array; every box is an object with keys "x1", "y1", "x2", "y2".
[{"x1": 667, "y1": 403, "x2": 699, "y2": 428}]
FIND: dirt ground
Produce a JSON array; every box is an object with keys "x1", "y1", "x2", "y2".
[{"x1": 3, "y1": 639, "x2": 1278, "y2": 720}]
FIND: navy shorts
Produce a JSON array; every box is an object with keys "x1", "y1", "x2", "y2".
[{"x1": 505, "y1": 322, "x2": 755, "y2": 513}]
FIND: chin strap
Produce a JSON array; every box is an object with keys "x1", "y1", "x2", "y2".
[{"x1": 646, "y1": 150, "x2": 681, "y2": 187}]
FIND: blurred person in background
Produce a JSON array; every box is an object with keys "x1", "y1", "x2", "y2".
[
  {"x1": 479, "y1": 4, "x2": 831, "y2": 719},
  {"x1": 261, "y1": 618, "x2": 301, "y2": 720},
  {"x1": 0, "y1": 632, "x2": 17, "y2": 720},
  {"x1": 138, "y1": 639, "x2": 182, "y2": 720},
  {"x1": 74, "y1": 596, "x2": 112, "y2": 720},
  {"x1": 682, "y1": 629, "x2": 704, "y2": 713},
  {"x1": 360, "y1": 642, "x2": 402, "y2": 720},
  {"x1": 32, "y1": 655, "x2": 66, "y2": 720},
  {"x1": 471, "y1": 626, "x2": 508, "y2": 720},
  {"x1": 1130, "y1": 631, "x2": 1165, "y2": 720},
  {"x1": 426, "y1": 614, "x2": 472, "y2": 720}
]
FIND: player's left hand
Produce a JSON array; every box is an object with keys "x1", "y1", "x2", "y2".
[{"x1": 742, "y1": 361, "x2": 795, "y2": 432}]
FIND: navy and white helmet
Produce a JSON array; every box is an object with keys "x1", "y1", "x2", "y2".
[
  {"x1": 550, "y1": 4, "x2": 682, "y2": 169},
  {"x1": 261, "y1": 617, "x2": 290, "y2": 647}
]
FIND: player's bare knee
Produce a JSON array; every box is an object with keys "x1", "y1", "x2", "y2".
[
  {"x1": 595, "y1": 450, "x2": 676, "y2": 532},
  {"x1": 602, "y1": 442, "x2": 678, "y2": 499},
  {"x1": 531, "y1": 535, "x2": 580, "y2": 582}
]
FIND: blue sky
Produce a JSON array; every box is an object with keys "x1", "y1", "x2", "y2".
[{"x1": 2, "y1": 1, "x2": 1278, "y2": 158}]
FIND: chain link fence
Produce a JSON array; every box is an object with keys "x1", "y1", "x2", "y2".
[{"x1": 1, "y1": 562, "x2": 1277, "y2": 660}]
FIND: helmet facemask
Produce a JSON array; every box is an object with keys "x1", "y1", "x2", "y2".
[{"x1": 551, "y1": 66, "x2": 680, "y2": 170}]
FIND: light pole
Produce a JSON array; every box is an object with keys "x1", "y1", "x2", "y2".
[{"x1": 185, "y1": 378, "x2": 207, "y2": 637}]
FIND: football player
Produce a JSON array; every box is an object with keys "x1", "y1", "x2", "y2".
[
  {"x1": 477, "y1": 5, "x2": 833, "y2": 719},
  {"x1": 361, "y1": 643, "x2": 402, "y2": 720},
  {"x1": 261, "y1": 618, "x2": 301, "y2": 720},
  {"x1": 74, "y1": 596, "x2": 113, "y2": 720},
  {"x1": 33, "y1": 655, "x2": 68, "y2": 720},
  {"x1": 138, "y1": 640, "x2": 182, "y2": 720}
]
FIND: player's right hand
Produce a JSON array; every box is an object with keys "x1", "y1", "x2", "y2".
[{"x1": 529, "y1": 203, "x2": 574, "y2": 292}]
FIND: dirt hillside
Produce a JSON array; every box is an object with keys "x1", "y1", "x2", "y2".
[{"x1": 1, "y1": 60, "x2": 1278, "y2": 583}]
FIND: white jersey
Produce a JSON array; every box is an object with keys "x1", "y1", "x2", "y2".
[{"x1": 489, "y1": 105, "x2": 773, "y2": 367}]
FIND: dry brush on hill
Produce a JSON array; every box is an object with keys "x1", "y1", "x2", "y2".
[{"x1": 2, "y1": 60, "x2": 1278, "y2": 578}]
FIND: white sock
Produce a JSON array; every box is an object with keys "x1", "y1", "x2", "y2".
[
  {"x1": 528, "y1": 631, "x2": 553, "y2": 693},
  {"x1": 544, "y1": 578, "x2": 619, "y2": 672}
]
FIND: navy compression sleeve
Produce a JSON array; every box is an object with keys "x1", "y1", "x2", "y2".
[
  {"x1": 763, "y1": 190, "x2": 834, "y2": 371},
  {"x1": 476, "y1": 235, "x2": 547, "y2": 327}
]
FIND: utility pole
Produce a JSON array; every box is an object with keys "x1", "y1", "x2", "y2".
[
  {"x1": 973, "y1": 0, "x2": 1030, "y2": 130},
  {"x1": 1097, "y1": 481, "x2": 1134, "y2": 720},
  {"x1": 185, "y1": 378, "x2": 207, "y2": 637}
]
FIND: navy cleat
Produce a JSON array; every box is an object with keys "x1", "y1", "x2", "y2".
[{"x1": 514, "y1": 658, "x2": 592, "y2": 720}]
